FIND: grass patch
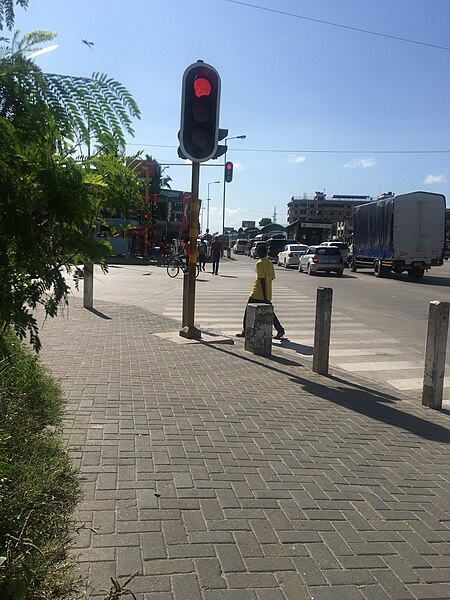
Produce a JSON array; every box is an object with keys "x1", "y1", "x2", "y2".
[{"x1": 0, "y1": 330, "x2": 82, "y2": 599}]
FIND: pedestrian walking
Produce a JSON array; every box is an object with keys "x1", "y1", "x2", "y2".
[
  {"x1": 236, "y1": 243, "x2": 285, "y2": 339},
  {"x1": 210, "y1": 236, "x2": 222, "y2": 275},
  {"x1": 198, "y1": 240, "x2": 207, "y2": 271}
]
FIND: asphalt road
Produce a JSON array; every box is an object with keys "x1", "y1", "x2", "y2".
[{"x1": 272, "y1": 255, "x2": 450, "y2": 359}]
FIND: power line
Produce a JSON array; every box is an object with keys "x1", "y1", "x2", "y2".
[
  {"x1": 223, "y1": 0, "x2": 450, "y2": 52},
  {"x1": 126, "y1": 143, "x2": 450, "y2": 155}
]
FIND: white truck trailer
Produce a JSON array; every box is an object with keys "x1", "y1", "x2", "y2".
[{"x1": 350, "y1": 191, "x2": 446, "y2": 279}]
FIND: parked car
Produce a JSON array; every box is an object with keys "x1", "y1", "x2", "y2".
[
  {"x1": 319, "y1": 241, "x2": 349, "y2": 266},
  {"x1": 298, "y1": 245, "x2": 344, "y2": 276},
  {"x1": 246, "y1": 238, "x2": 256, "y2": 256},
  {"x1": 266, "y1": 238, "x2": 297, "y2": 262},
  {"x1": 277, "y1": 244, "x2": 308, "y2": 268},
  {"x1": 250, "y1": 240, "x2": 267, "y2": 258},
  {"x1": 233, "y1": 239, "x2": 247, "y2": 254}
]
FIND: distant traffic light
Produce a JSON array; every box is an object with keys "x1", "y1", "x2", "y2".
[
  {"x1": 142, "y1": 210, "x2": 149, "y2": 224},
  {"x1": 179, "y1": 61, "x2": 221, "y2": 162},
  {"x1": 225, "y1": 161, "x2": 233, "y2": 183}
]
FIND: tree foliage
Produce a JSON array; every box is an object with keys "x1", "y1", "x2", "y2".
[
  {"x1": 0, "y1": 31, "x2": 143, "y2": 355},
  {"x1": 0, "y1": 0, "x2": 28, "y2": 31},
  {"x1": 259, "y1": 218, "x2": 272, "y2": 227}
]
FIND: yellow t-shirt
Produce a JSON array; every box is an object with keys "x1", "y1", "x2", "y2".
[{"x1": 250, "y1": 257, "x2": 275, "y2": 301}]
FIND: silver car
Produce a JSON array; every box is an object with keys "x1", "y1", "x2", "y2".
[
  {"x1": 319, "y1": 241, "x2": 349, "y2": 266},
  {"x1": 298, "y1": 246, "x2": 344, "y2": 276}
]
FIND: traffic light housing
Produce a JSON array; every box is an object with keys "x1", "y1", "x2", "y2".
[
  {"x1": 225, "y1": 161, "x2": 233, "y2": 183},
  {"x1": 179, "y1": 61, "x2": 221, "y2": 162},
  {"x1": 142, "y1": 210, "x2": 149, "y2": 224}
]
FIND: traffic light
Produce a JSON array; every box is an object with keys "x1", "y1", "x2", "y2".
[
  {"x1": 142, "y1": 210, "x2": 149, "y2": 224},
  {"x1": 225, "y1": 161, "x2": 233, "y2": 183},
  {"x1": 152, "y1": 204, "x2": 158, "y2": 224},
  {"x1": 179, "y1": 61, "x2": 221, "y2": 162}
]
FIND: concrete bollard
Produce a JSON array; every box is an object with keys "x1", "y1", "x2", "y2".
[
  {"x1": 313, "y1": 287, "x2": 333, "y2": 375},
  {"x1": 422, "y1": 300, "x2": 449, "y2": 410},
  {"x1": 245, "y1": 303, "x2": 273, "y2": 356},
  {"x1": 182, "y1": 271, "x2": 189, "y2": 327},
  {"x1": 83, "y1": 263, "x2": 94, "y2": 309}
]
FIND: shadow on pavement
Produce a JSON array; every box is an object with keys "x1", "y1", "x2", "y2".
[
  {"x1": 208, "y1": 344, "x2": 450, "y2": 443},
  {"x1": 85, "y1": 307, "x2": 112, "y2": 320},
  {"x1": 275, "y1": 340, "x2": 314, "y2": 356}
]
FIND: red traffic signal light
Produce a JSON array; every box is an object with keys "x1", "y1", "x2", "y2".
[
  {"x1": 179, "y1": 61, "x2": 221, "y2": 162},
  {"x1": 225, "y1": 161, "x2": 233, "y2": 183}
]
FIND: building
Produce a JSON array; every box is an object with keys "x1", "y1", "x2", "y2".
[{"x1": 286, "y1": 191, "x2": 372, "y2": 244}]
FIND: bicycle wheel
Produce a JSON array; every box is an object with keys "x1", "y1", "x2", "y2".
[
  {"x1": 195, "y1": 263, "x2": 200, "y2": 278},
  {"x1": 167, "y1": 259, "x2": 180, "y2": 278}
]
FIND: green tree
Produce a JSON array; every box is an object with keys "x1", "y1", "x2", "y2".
[
  {"x1": 0, "y1": 31, "x2": 142, "y2": 354},
  {"x1": 259, "y1": 218, "x2": 272, "y2": 227},
  {"x1": 0, "y1": 0, "x2": 28, "y2": 31}
]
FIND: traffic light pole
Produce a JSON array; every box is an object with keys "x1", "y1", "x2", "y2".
[
  {"x1": 221, "y1": 148, "x2": 227, "y2": 235},
  {"x1": 180, "y1": 161, "x2": 201, "y2": 340}
]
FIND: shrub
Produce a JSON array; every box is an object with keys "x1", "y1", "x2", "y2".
[{"x1": 0, "y1": 330, "x2": 81, "y2": 599}]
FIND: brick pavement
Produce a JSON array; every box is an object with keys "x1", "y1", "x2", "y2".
[{"x1": 38, "y1": 298, "x2": 450, "y2": 600}]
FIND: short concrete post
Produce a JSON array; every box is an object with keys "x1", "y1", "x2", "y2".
[
  {"x1": 83, "y1": 263, "x2": 94, "y2": 309},
  {"x1": 313, "y1": 287, "x2": 333, "y2": 375},
  {"x1": 245, "y1": 303, "x2": 273, "y2": 356},
  {"x1": 182, "y1": 271, "x2": 189, "y2": 327},
  {"x1": 422, "y1": 300, "x2": 449, "y2": 410}
]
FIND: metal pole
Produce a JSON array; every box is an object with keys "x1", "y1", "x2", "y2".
[
  {"x1": 180, "y1": 161, "x2": 201, "y2": 339},
  {"x1": 221, "y1": 148, "x2": 227, "y2": 235},
  {"x1": 206, "y1": 198, "x2": 210, "y2": 231}
]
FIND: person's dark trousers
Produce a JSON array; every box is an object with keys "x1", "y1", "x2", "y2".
[
  {"x1": 199, "y1": 255, "x2": 206, "y2": 270},
  {"x1": 242, "y1": 297, "x2": 284, "y2": 336},
  {"x1": 212, "y1": 255, "x2": 220, "y2": 274}
]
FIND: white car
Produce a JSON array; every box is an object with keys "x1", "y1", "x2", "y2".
[
  {"x1": 277, "y1": 244, "x2": 308, "y2": 268},
  {"x1": 250, "y1": 241, "x2": 267, "y2": 258},
  {"x1": 233, "y1": 239, "x2": 247, "y2": 254}
]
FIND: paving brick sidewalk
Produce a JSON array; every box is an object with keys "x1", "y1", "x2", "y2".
[{"x1": 38, "y1": 298, "x2": 450, "y2": 600}]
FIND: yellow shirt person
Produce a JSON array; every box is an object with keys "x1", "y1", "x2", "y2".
[
  {"x1": 236, "y1": 243, "x2": 285, "y2": 340},
  {"x1": 251, "y1": 256, "x2": 275, "y2": 301}
]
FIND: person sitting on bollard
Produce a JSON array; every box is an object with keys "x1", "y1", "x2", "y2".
[{"x1": 236, "y1": 243, "x2": 285, "y2": 339}]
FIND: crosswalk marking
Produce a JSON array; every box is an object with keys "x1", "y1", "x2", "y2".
[
  {"x1": 336, "y1": 360, "x2": 422, "y2": 371},
  {"x1": 329, "y1": 348, "x2": 404, "y2": 357},
  {"x1": 162, "y1": 273, "x2": 448, "y2": 398},
  {"x1": 387, "y1": 377, "x2": 449, "y2": 390}
]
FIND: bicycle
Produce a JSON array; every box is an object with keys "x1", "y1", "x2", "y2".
[{"x1": 166, "y1": 254, "x2": 200, "y2": 278}]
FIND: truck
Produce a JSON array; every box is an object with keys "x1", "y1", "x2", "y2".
[{"x1": 350, "y1": 191, "x2": 446, "y2": 280}]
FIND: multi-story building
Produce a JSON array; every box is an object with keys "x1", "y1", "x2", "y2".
[{"x1": 286, "y1": 191, "x2": 372, "y2": 244}]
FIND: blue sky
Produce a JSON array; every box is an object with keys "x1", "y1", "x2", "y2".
[{"x1": 14, "y1": 0, "x2": 450, "y2": 233}]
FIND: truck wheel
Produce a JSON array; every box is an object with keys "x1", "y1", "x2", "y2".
[
  {"x1": 350, "y1": 259, "x2": 357, "y2": 273},
  {"x1": 374, "y1": 260, "x2": 385, "y2": 278},
  {"x1": 408, "y1": 267, "x2": 424, "y2": 280}
]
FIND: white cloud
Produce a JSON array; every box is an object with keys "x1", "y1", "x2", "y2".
[
  {"x1": 424, "y1": 174, "x2": 447, "y2": 184},
  {"x1": 233, "y1": 161, "x2": 247, "y2": 171},
  {"x1": 343, "y1": 157, "x2": 376, "y2": 169},
  {"x1": 288, "y1": 155, "x2": 306, "y2": 164}
]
